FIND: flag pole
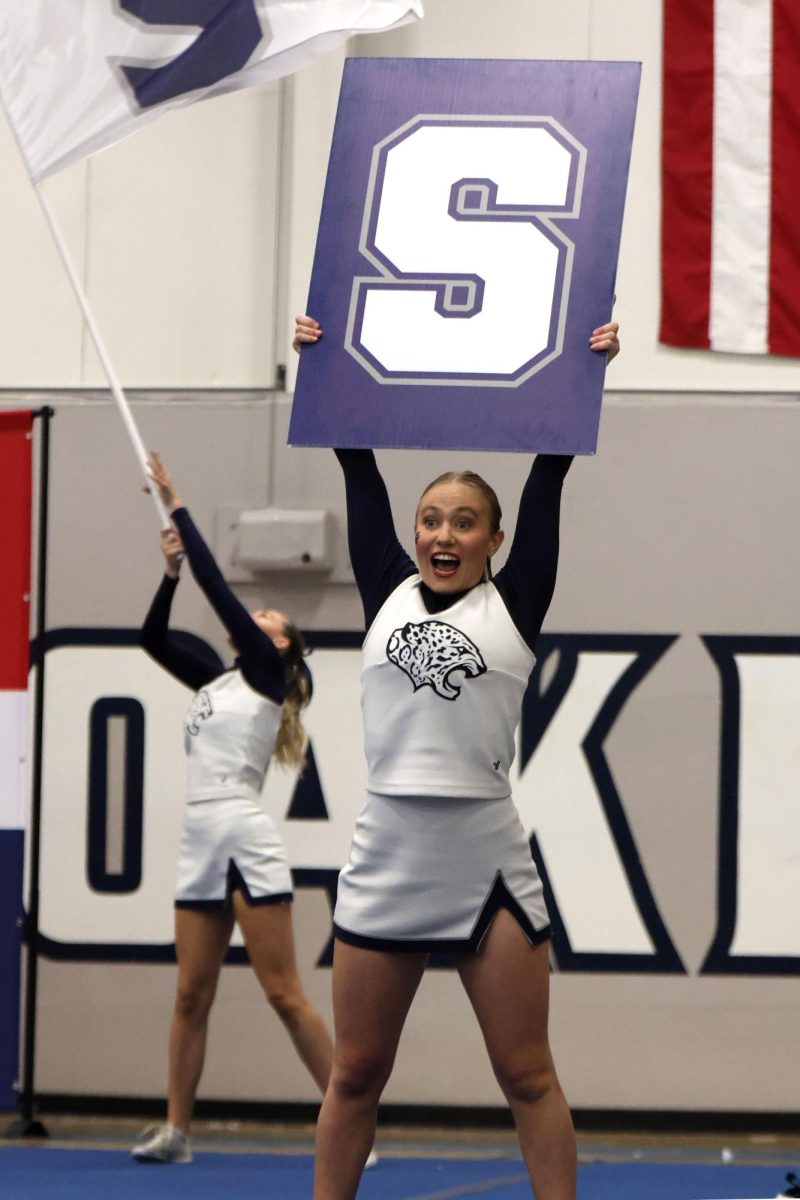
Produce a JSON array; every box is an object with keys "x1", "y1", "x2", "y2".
[{"x1": 33, "y1": 183, "x2": 170, "y2": 528}]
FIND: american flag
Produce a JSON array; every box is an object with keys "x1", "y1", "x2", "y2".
[{"x1": 660, "y1": 0, "x2": 800, "y2": 356}]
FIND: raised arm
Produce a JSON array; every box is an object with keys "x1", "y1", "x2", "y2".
[
  {"x1": 146, "y1": 452, "x2": 286, "y2": 702},
  {"x1": 294, "y1": 316, "x2": 414, "y2": 627},
  {"x1": 493, "y1": 455, "x2": 573, "y2": 649},
  {"x1": 140, "y1": 527, "x2": 225, "y2": 690},
  {"x1": 334, "y1": 448, "x2": 415, "y2": 628},
  {"x1": 494, "y1": 320, "x2": 620, "y2": 648}
]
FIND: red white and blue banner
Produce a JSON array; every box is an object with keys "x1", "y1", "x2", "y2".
[
  {"x1": 0, "y1": 1, "x2": 423, "y2": 182},
  {"x1": 290, "y1": 57, "x2": 640, "y2": 455},
  {"x1": 661, "y1": 0, "x2": 800, "y2": 355},
  {"x1": 0, "y1": 410, "x2": 33, "y2": 1111}
]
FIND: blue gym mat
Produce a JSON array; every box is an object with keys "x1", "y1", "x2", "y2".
[{"x1": 0, "y1": 1146, "x2": 788, "y2": 1199}]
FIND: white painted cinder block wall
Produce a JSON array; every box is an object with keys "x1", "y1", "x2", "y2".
[{"x1": 1, "y1": 0, "x2": 798, "y2": 1112}]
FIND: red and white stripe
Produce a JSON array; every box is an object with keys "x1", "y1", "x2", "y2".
[
  {"x1": 0, "y1": 411, "x2": 32, "y2": 833},
  {"x1": 661, "y1": 0, "x2": 800, "y2": 356}
]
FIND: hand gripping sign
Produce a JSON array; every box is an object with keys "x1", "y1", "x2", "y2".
[{"x1": 290, "y1": 57, "x2": 640, "y2": 455}]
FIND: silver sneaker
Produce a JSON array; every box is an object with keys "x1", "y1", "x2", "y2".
[{"x1": 132, "y1": 1123, "x2": 192, "y2": 1164}]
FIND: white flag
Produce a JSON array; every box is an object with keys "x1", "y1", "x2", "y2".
[{"x1": 0, "y1": 1, "x2": 423, "y2": 182}]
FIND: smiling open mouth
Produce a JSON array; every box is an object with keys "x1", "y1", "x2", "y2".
[{"x1": 431, "y1": 553, "x2": 460, "y2": 574}]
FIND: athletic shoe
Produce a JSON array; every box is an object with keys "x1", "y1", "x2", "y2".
[
  {"x1": 132, "y1": 1123, "x2": 192, "y2": 1164},
  {"x1": 365, "y1": 1149, "x2": 379, "y2": 1169},
  {"x1": 778, "y1": 1172, "x2": 800, "y2": 1197}
]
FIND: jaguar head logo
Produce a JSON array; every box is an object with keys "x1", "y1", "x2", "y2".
[
  {"x1": 387, "y1": 620, "x2": 487, "y2": 701},
  {"x1": 185, "y1": 689, "x2": 213, "y2": 736}
]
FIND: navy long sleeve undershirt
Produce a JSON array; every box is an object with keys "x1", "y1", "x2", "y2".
[
  {"x1": 140, "y1": 506, "x2": 287, "y2": 704},
  {"x1": 334, "y1": 448, "x2": 572, "y2": 651}
]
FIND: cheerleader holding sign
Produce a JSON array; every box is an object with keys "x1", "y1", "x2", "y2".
[{"x1": 294, "y1": 315, "x2": 620, "y2": 1200}]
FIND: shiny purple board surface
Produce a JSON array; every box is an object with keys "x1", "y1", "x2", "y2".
[{"x1": 290, "y1": 58, "x2": 640, "y2": 454}]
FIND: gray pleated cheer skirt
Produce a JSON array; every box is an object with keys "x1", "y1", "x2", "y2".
[
  {"x1": 175, "y1": 793, "x2": 292, "y2": 909},
  {"x1": 333, "y1": 791, "x2": 551, "y2": 953}
]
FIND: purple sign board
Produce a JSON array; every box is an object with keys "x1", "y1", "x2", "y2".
[{"x1": 290, "y1": 58, "x2": 640, "y2": 455}]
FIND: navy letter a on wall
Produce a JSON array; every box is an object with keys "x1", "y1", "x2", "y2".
[{"x1": 119, "y1": 1, "x2": 264, "y2": 109}]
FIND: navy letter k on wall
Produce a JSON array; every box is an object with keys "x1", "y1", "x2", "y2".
[{"x1": 118, "y1": 0, "x2": 264, "y2": 109}]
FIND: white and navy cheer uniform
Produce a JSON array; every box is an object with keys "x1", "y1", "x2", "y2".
[
  {"x1": 141, "y1": 507, "x2": 297, "y2": 910},
  {"x1": 332, "y1": 448, "x2": 572, "y2": 953}
]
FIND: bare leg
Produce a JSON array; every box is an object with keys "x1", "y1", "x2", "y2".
[
  {"x1": 457, "y1": 911, "x2": 576, "y2": 1200},
  {"x1": 167, "y1": 906, "x2": 234, "y2": 1132},
  {"x1": 314, "y1": 941, "x2": 427, "y2": 1200},
  {"x1": 233, "y1": 892, "x2": 333, "y2": 1093}
]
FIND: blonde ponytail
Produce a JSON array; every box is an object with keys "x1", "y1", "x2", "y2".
[{"x1": 273, "y1": 621, "x2": 312, "y2": 771}]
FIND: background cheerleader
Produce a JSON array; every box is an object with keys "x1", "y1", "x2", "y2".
[{"x1": 132, "y1": 451, "x2": 334, "y2": 1164}]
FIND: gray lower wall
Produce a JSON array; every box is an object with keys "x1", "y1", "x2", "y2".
[{"x1": 4, "y1": 388, "x2": 799, "y2": 1112}]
